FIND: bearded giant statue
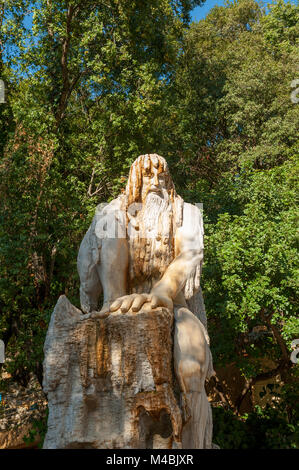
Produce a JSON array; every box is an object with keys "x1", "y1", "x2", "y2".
[{"x1": 43, "y1": 154, "x2": 215, "y2": 449}]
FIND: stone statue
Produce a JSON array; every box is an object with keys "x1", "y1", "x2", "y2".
[{"x1": 77, "y1": 154, "x2": 214, "y2": 448}]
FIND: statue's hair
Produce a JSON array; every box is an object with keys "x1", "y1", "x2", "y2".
[
  {"x1": 124, "y1": 154, "x2": 185, "y2": 291},
  {"x1": 125, "y1": 154, "x2": 176, "y2": 207}
]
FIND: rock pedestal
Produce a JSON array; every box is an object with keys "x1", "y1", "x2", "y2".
[{"x1": 43, "y1": 295, "x2": 182, "y2": 449}]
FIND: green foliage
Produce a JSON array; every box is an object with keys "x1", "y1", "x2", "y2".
[
  {"x1": 213, "y1": 374, "x2": 299, "y2": 449},
  {"x1": 213, "y1": 396, "x2": 299, "y2": 449},
  {"x1": 212, "y1": 406, "x2": 254, "y2": 449},
  {"x1": 261, "y1": 0, "x2": 298, "y2": 52},
  {"x1": 203, "y1": 158, "x2": 298, "y2": 378},
  {"x1": 23, "y1": 407, "x2": 49, "y2": 448},
  {"x1": 163, "y1": 0, "x2": 299, "y2": 192}
]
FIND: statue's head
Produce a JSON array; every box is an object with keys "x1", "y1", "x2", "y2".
[
  {"x1": 124, "y1": 154, "x2": 183, "y2": 284},
  {"x1": 125, "y1": 154, "x2": 176, "y2": 207}
]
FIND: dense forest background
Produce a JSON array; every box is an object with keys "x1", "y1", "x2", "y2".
[{"x1": 0, "y1": 0, "x2": 298, "y2": 448}]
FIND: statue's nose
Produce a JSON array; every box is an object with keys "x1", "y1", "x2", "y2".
[{"x1": 151, "y1": 173, "x2": 159, "y2": 186}]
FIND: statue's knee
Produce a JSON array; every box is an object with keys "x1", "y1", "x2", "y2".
[{"x1": 178, "y1": 357, "x2": 207, "y2": 391}]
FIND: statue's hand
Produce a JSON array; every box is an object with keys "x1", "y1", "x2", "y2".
[
  {"x1": 149, "y1": 288, "x2": 173, "y2": 311},
  {"x1": 109, "y1": 289, "x2": 173, "y2": 314},
  {"x1": 109, "y1": 293, "x2": 151, "y2": 313},
  {"x1": 90, "y1": 302, "x2": 111, "y2": 319}
]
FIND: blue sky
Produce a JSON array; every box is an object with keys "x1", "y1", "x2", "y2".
[{"x1": 191, "y1": 0, "x2": 226, "y2": 21}]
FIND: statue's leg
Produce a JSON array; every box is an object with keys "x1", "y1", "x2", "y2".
[
  {"x1": 94, "y1": 201, "x2": 129, "y2": 315},
  {"x1": 77, "y1": 231, "x2": 102, "y2": 314},
  {"x1": 174, "y1": 306, "x2": 213, "y2": 449},
  {"x1": 95, "y1": 237, "x2": 129, "y2": 315},
  {"x1": 78, "y1": 210, "x2": 129, "y2": 317},
  {"x1": 79, "y1": 271, "x2": 102, "y2": 314}
]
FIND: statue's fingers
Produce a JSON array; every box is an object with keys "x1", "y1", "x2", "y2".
[
  {"x1": 91, "y1": 308, "x2": 110, "y2": 319},
  {"x1": 120, "y1": 295, "x2": 136, "y2": 313},
  {"x1": 109, "y1": 298, "x2": 124, "y2": 312},
  {"x1": 131, "y1": 294, "x2": 148, "y2": 312}
]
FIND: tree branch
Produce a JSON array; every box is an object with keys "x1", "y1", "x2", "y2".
[
  {"x1": 55, "y1": 4, "x2": 75, "y2": 125},
  {"x1": 235, "y1": 358, "x2": 292, "y2": 413},
  {"x1": 87, "y1": 167, "x2": 106, "y2": 197},
  {"x1": 260, "y1": 309, "x2": 290, "y2": 361},
  {"x1": 210, "y1": 373, "x2": 235, "y2": 410}
]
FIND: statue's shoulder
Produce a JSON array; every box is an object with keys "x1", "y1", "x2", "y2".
[
  {"x1": 182, "y1": 200, "x2": 202, "y2": 216},
  {"x1": 95, "y1": 194, "x2": 126, "y2": 218},
  {"x1": 181, "y1": 201, "x2": 204, "y2": 235}
]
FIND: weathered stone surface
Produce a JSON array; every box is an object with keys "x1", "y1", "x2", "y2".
[{"x1": 43, "y1": 295, "x2": 182, "y2": 449}]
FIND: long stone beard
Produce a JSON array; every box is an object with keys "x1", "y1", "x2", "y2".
[
  {"x1": 141, "y1": 191, "x2": 169, "y2": 233},
  {"x1": 128, "y1": 191, "x2": 175, "y2": 293}
]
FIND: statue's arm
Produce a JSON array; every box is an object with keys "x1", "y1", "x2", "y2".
[
  {"x1": 150, "y1": 203, "x2": 204, "y2": 305},
  {"x1": 78, "y1": 195, "x2": 127, "y2": 316}
]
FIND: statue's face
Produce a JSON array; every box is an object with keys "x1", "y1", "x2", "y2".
[{"x1": 141, "y1": 165, "x2": 167, "y2": 202}]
